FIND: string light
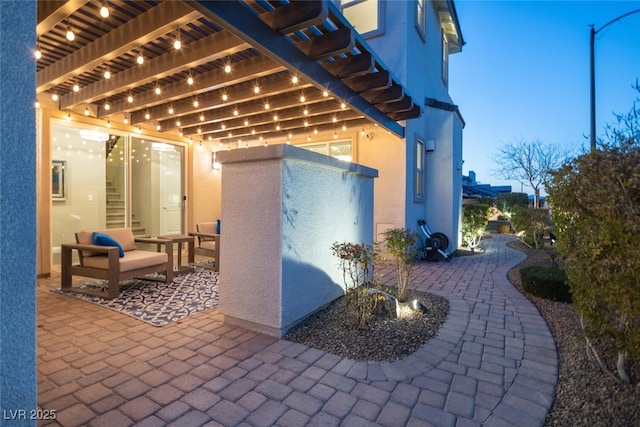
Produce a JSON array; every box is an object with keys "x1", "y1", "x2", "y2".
[
  {"x1": 156, "y1": 123, "x2": 161, "y2": 131},
  {"x1": 127, "y1": 93, "x2": 134, "y2": 103},
  {"x1": 168, "y1": 106, "x2": 174, "y2": 114},
  {"x1": 222, "y1": 93, "x2": 228, "y2": 102},
  {"x1": 221, "y1": 123, "x2": 226, "y2": 130},
  {"x1": 84, "y1": 106, "x2": 90, "y2": 116},
  {"x1": 300, "y1": 94, "x2": 306, "y2": 103},
  {"x1": 144, "y1": 111, "x2": 150, "y2": 120},
  {"x1": 34, "y1": 41, "x2": 42, "y2": 60},
  {"x1": 342, "y1": 124, "x2": 347, "y2": 131},
  {"x1": 273, "y1": 114, "x2": 278, "y2": 121},
  {"x1": 51, "y1": 92, "x2": 58, "y2": 102},
  {"x1": 136, "y1": 50, "x2": 144, "y2": 65},
  {"x1": 197, "y1": 128, "x2": 202, "y2": 134},
  {"x1": 292, "y1": 75, "x2": 299, "y2": 84},
  {"x1": 187, "y1": 73, "x2": 194, "y2": 85},
  {"x1": 34, "y1": 100, "x2": 40, "y2": 108},
  {"x1": 254, "y1": 85, "x2": 260, "y2": 94},
  {"x1": 179, "y1": 129, "x2": 183, "y2": 137},
  {"x1": 199, "y1": 114, "x2": 205, "y2": 121},
  {"x1": 361, "y1": 126, "x2": 366, "y2": 136},
  {"x1": 323, "y1": 89, "x2": 329, "y2": 97},
  {"x1": 233, "y1": 109, "x2": 239, "y2": 116},
  {"x1": 73, "y1": 82, "x2": 80, "y2": 92},
  {"x1": 303, "y1": 107, "x2": 309, "y2": 115},
  {"x1": 176, "y1": 120, "x2": 181, "y2": 127},
  {"x1": 154, "y1": 84, "x2": 161, "y2": 95},
  {"x1": 264, "y1": 101, "x2": 270, "y2": 110},
  {"x1": 173, "y1": 31, "x2": 182, "y2": 50},
  {"x1": 99, "y1": 2, "x2": 109, "y2": 18},
  {"x1": 65, "y1": 18, "x2": 75, "y2": 42},
  {"x1": 106, "y1": 119, "x2": 111, "y2": 128},
  {"x1": 340, "y1": 102, "x2": 346, "y2": 109},
  {"x1": 193, "y1": 97, "x2": 199, "y2": 108},
  {"x1": 65, "y1": 111, "x2": 72, "y2": 121},
  {"x1": 244, "y1": 119, "x2": 249, "y2": 127},
  {"x1": 224, "y1": 63, "x2": 231, "y2": 73},
  {"x1": 123, "y1": 116, "x2": 129, "y2": 124},
  {"x1": 104, "y1": 65, "x2": 111, "y2": 79},
  {"x1": 104, "y1": 100, "x2": 110, "y2": 111}
]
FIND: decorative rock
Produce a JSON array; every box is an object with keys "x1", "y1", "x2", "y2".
[{"x1": 367, "y1": 289, "x2": 399, "y2": 318}]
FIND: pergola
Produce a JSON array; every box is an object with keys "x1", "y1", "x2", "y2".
[{"x1": 36, "y1": 0, "x2": 421, "y2": 146}]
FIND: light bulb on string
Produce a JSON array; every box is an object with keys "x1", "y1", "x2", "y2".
[
  {"x1": 65, "y1": 19, "x2": 75, "y2": 42},
  {"x1": 99, "y1": 2, "x2": 109, "y2": 18},
  {"x1": 73, "y1": 82, "x2": 80, "y2": 92},
  {"x1": 136, "y1": 51, "x2": 144, "y2": 65}
]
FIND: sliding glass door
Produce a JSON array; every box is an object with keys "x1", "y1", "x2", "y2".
[{"x1": 51, "y1": 121, "x2": 184, "y2": 265}]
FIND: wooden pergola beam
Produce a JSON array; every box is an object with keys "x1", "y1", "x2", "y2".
[
  {"x1": 37, "y1": 1, "x2": 200, "y2": 92},
  {"x1": 296, "y1": 26, "x2": 354, "y2": 60},
  {"x1": 323, "y1": 52, "x2": 374, "y2": 78},
  {"x1": 259, "y1": 1, "x2": 328, "y2": 34}
]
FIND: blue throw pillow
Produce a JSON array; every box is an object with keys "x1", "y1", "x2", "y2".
[{"x1": 92, "y1": 232, "x2": 125, "y2": 257}]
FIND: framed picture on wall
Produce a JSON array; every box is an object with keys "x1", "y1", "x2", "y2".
[{"x1": 52, "y1": 160, "x2": 66, "y2": 201}]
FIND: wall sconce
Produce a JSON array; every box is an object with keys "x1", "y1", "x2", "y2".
[{"x1": 426, "y1": 139, "x2": 435, "y2": 152}]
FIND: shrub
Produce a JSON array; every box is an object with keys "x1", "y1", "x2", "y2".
[
  {"x1": 461, "y1": 203, "x2": 491, "y2": 250},
  {"x1": 331, "y1": 241, "x2": 377, "y2": 329},
  {"x1": 496, "y1": 192, "x2": 529, "y2": 216},
  {"x1": 511, "y1": 207, "x2": 548, "y2": 248},
  {"x1": 519, "y1": 266, "x2": 571, "y2": 303}
]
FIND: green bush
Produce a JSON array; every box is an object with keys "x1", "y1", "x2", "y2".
[{"x1": 520, "y1": 266, "x2": 571, "y2": 303}]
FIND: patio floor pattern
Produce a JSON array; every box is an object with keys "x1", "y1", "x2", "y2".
[{"x1": 36, "y1": 233, "x2": 557, "y2": 426}]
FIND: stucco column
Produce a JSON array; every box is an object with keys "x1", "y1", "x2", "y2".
[
  {"x1": 217, "y1": 144, "x2": 378, "y2": 337},
  {"x1": 0, "y1": 0, "x2": 37, "y2": 421}
]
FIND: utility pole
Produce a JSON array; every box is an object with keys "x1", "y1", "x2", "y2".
[{"x1": 589, "y1": 9, "x2": 640, "y2": 152}]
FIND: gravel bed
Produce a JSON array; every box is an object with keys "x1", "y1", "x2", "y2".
[
  {"x1": 506, "y1": 241, "x2": 640, "y2": 427},
  {"x1": 284, "y1": 287, "x2": 449, "y2": 362}
]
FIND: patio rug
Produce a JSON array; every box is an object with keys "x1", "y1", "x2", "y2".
[{"x1": 52, "y1": 267, "x2": 219, "y2": 327}]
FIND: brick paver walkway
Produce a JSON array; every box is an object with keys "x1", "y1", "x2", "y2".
[{"x1": 36, "y1": 234, "x2": 557, "y2": 426}]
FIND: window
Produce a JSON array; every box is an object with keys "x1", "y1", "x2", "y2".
[
  {"x1": 341, "y1": 0, "x2": 384, "y2": 38},
  {"x1": 300, "y1": 140, "x2": 352, "y2": 162},
  {"x1": 442, "y1": 30, "x2": 449, "y2": 87},
  {"x1": 415, "y1": 138, "x2": 425, "y2": 202},
  {"x1": 416, "y1": 0, "x2": 426, "y2": 40}
]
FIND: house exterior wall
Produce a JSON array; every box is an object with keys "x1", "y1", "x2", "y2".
[{"x1": 356, "y1": 0, "x2": 464, "y2": 250}]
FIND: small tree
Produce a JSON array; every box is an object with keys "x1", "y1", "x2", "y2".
[
  {"x1": 461, "y1": 203, "x2": 491, "y2": 251},
  {"x1": 382, "y1": 228, "x2": 418, "y2": 302},
  {"x1": 492, "y1": 138, "x2": 571, "y2": 209},
  {"x1": 331, "y1": 241, "x2": 377, "y2": 329},
  {"x1": 547, "y1": 89, "x2": 640, "y2": 383}
]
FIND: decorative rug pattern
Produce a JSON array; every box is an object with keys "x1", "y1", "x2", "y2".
[{"x1": 52, "y1": 267, "x2": 219, "y2": 327}]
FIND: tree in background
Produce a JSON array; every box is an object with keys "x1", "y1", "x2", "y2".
[
  {"x1": 461, "y1": 202, "x2": 492, "y2": 251},
  {"x1": 492, "y1": 138, "x2": 571, "y2": 209},
  {"x1": 547, "y1": 88, "x2": 640, "y2": 383}
]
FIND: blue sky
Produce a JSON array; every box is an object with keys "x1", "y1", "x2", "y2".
[{"x1": 448, "y1": 0, "x2": 640, "y2": 194}]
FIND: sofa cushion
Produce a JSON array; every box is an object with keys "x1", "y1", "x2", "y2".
[
  {"x1": 200, "y1": 241, "x2": 216, "y2": 251},
  {"x1": 82, "y1": 249, "x2": 168, "y2": 272},
  {"x1": 92, "y1": 232, "x2": 125, "y2": 257},
  {"x1": 77, "y1": 228, "x2": 137, "y2": 257}
]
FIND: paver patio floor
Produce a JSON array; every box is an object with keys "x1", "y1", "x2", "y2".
[{"x1": 36, "y1": 233, "x2": 557, "y2": 426}]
